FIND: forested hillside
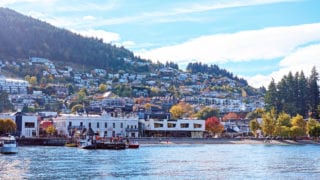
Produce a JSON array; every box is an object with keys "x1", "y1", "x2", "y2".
[{"x1": 0, "y1": 8, "x2": 151, "y2": 73}]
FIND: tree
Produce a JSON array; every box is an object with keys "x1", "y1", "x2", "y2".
[
  {"x1": 308, "y1": 67, "x2": 319, "y2": 118},
  {"x1": 297, "y1": 71, "x2": 308, "y2": 117},
  {"x1": 246, "y1": 108, "x2": 264, "y2": 119},
  {"x1": 78, "y1": 88, "x2": 88, "y2": 103},
  {"x1": 306, "y1": 118, "x2": 319, "y2": 136},
  {"x1": 264, "y1": 78, "x2": 278, "y2": 112},
  {"x1": 205, "y1": 117, "x2": 224, "y2": 137},
  {"x1": 66, "y1": 83, "x2": 74, "y2": 95},
  {"x1": 71, "y1": 104, "x2": 84, "y2": 113},
  {"x1": 170, "y1": 102, "x2": 194, "y2": 119},
  {"x1": 290, "y1": 126, "x2": 305, "y2": 140},
  {"x1": 0, "y1": 91, "x2": 13, "y2": 112},
  {"x1": 144, "y1": 103, "x2": 152, "y2": 112},
  {"x1": 46, "y1": 125, "x2": 56, "y2": 136},
  {"x1": 98, "y1": 83, "x2": 107, "y2": 93},
  {"x1": 277, "y1": 112, "x2": 291, "y2": 127},
  {"x1": 309, "y1": 125, "x2": 320, "y2": 140},
  {"x1": 170, "y1": 104, "x2": 184, "y2": 119},
  {"x1": 273, "y1": 112, "x2": 291, "y2": 137},
  {"x1": 291, "y1": 114, "x2": 306, "y2": 131},
  {"x1": 0, "y1": 118, "x2": 16, "y2": 135},
  {"x1": 249, "y1": 119, "x2": 260, "y2": 137},
  {"x1": 289, "y1": 114, "x2": 306, "y2": 139},
  {"x1": 261, "y1": 108, "x2": 277, "y2": 137},
  {"x1": 195, "y1": 107, "x2": 220, "y2": 120},
  {"x1": 29, "y1": 76, "x2": 37, "y2": 86}
]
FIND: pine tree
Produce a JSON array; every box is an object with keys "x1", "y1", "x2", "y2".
[
  {"x1": 264, "y1": 78, "x2": 278, "y2": 112},
  {"x1": 308, "y1": 67, "x2": 319, "y2": 118},
  {"x1": 298, "y1": 71, "x2": 308, "y2": 117}
]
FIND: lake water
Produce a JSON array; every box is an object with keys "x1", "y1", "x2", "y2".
[{"x1": 1, "y1": 144, "x2": 320, "y2": 179}]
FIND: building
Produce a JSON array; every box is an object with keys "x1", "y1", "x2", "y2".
[
  {"x1": 0, "y1": 78, "x2": 28, "y2": 94},
  {"x1": 141, "y1": 119, "x2": 205, "y2": 138},
  {"x1": 0, "y1": 112, "x2": 38, "y2": 137},
  {"x1": 53, "y1": 112, "x2": 139, "y2": 138}
]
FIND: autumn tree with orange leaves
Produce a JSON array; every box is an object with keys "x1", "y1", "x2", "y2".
[
  {"x1": 205, "y1": 117, "x2": 224, "y2": 137},
  {"x1": 170, "y1": 102, "x2": 194, "y2": 119}
]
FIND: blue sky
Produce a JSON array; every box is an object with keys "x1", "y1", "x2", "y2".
[{"x1": 2, "y1": 0, "x2": 320, "y2": 88}]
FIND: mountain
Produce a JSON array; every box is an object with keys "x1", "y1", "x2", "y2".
[
  {"x1": 0, "y1": 7, "x2": 259, "y2": 93},
  {"x1": 0, "y1": 7, "x2": 152, "y2": 73}
]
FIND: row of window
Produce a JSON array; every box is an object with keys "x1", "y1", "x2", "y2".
[
  {"x1": 68, "y1": 122, "x2": 137, "y2": 129},
  {"x1": 154, "y1": 123, "x2": 202, "y2": 129}
]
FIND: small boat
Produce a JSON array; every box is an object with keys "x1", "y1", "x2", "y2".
[
  {"x1": 127, "y1": 141, "x2": 139, "y2": 149},
  {"x1": 78, "y1": 136, "x2": 126, "y2": 150},
  {"x1": 65, "y1": 142, "x2": 78, "y2": 147},
  {"x1": 0, "y1": 135, "x2": 18, "y2": 154}
]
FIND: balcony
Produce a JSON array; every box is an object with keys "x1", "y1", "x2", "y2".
[{"x1": 126, "y1": 128, "x2": 139, "y2": 132}]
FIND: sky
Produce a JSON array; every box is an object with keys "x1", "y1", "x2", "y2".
[{"x1": 2, "y1": 0, "x2": 320, "y2": 88}]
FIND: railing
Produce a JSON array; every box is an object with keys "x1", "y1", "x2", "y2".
[{"x1": 125, "y1": 128, "x2": 139, "y2": 132}]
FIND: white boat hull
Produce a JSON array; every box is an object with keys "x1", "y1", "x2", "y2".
[
  {"x1": 0, "y1": 135, "x2": 18, "y2": 154},
  {"x1": 0, "y1": 146, "x2": 18, "y2": 154}
]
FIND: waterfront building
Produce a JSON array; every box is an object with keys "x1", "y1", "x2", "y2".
[
  {"x1": 53, "y1": 112, "x2": 139, "y2": 138},
  {"x1": 140, "y1": 119, "x2": 205, "y2": 138},
  {"x1": 0, "y1": 112, "x2": 38, "y2": 137}
]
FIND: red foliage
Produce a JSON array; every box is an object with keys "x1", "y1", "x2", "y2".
[{"x1": 205, "y1": 116, "x2": 224, "y2": 134}]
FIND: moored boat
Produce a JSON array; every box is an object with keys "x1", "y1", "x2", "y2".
[
  {"x1": 127, "y1": 141, "x2": 139, "y2": 149},
  {"x1": 78, "y1": 136, "x2": 126, "y2": 150},
  {"x1": 0, "y1": 135, "x2": 18, "y2": 154}
]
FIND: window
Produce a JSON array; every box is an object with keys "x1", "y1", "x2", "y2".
[
  {"x1": 113, "y1": 123, "x2": 115, "y2": 128},
  {"x1": 154, "y1": 123, "x2": 163, "y2": 128},
  {"x1": 25, "y1": 122, "x2": 35, "y2": 128},
  {"x1": 167, "y1": 123, "x2": 176, "y2": 128},
  {"x1": 180, "y1": 123, "x2": 189, "y2": 128},
  {"x1": 120, "y1": 123, "x2": 123, "y2": 128},
  {"x1": 68, "y1": 121, "x2": 72, "y2": 127},
  {"x1": 89, "y1": 122, "x2": 91, "y2": 128},
  {"x1": 80, "y1": 122, "x2": 83, "y2": 127},
  {"x1": 194, "y1": 124, "x2": 202, "y2": 128},
  {"x1": 97, "y1": 122, "x2": 99, "y2": 128},
  {"x1": 104, "y1": 131, "x2": 108, "y2": 137},
  {"x1": 105, "y1": 122, "x2": 108, "y2": 128}
]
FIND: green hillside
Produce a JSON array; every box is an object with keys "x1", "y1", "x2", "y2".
[{"x1": 0, "y1": 7, "x2": 152, "y2": 73}]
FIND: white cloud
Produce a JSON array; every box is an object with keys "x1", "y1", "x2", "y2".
[
  {"x1": 82, "y1": 15, "x2": 96, "y2": 21},
  {"x1": 84, "y1": 0, "x2": 296, "y2": 26},
  {"x1": 0, "y1": 0, "x2": 57, "y2": 6},
  {"x1": 76, "y1": 29, "x2": 120, "y2": 43},
  {"x1": 137, "y1": 23, "x2": 320, "y2": 64},
  {"x1": 122, "y1": 41, "x2": 135, "y2": 47},
  {"x1": 173, "y1": 0, "x2": 296, "y2": 15},
  {"x1": 246, "y1": 43, "x2": 320, "y2": 88}
]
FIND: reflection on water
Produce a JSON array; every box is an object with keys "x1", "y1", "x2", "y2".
[
  {"x1": 0, "y1": 158, "x2": 30, "y2": 179},
  {"x1": 1, "y1": 144, "x2": 320, "y2": 179}
]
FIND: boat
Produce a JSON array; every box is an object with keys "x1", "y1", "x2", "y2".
[
  {"x1": 78, "y1": 136, "x2": 126, "y2": 150},
  {"x1": 127, "y1": 141, "x2": 139, "y2": 149},
  {"x1": 0, "y1": 135, "x2": 18, "y2": 154},
  {"x1": 65, "y1": 142, "x2": 78, "y2": 147},
  {"x1": 65, "y1": 138, "x2": 78, "y2": 147}
]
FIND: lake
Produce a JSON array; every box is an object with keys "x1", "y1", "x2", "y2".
[{"x1": 1, "y1": 144, "x2": 320, "y2": 179}]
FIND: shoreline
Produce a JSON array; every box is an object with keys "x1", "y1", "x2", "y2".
[
  {"x1": 16, "y1": 137, "x2": 320, "y2": 146},
  {"x1": 131, "y1": 138, "x2": 320, "y2": 145}
]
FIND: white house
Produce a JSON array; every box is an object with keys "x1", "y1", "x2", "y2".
[
  {"x1": 141, "y1": 119, "x2": 205, "y2": 138},
  {"x1": 53, "y1": 112, "x2": 139, "y2": 138}
]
